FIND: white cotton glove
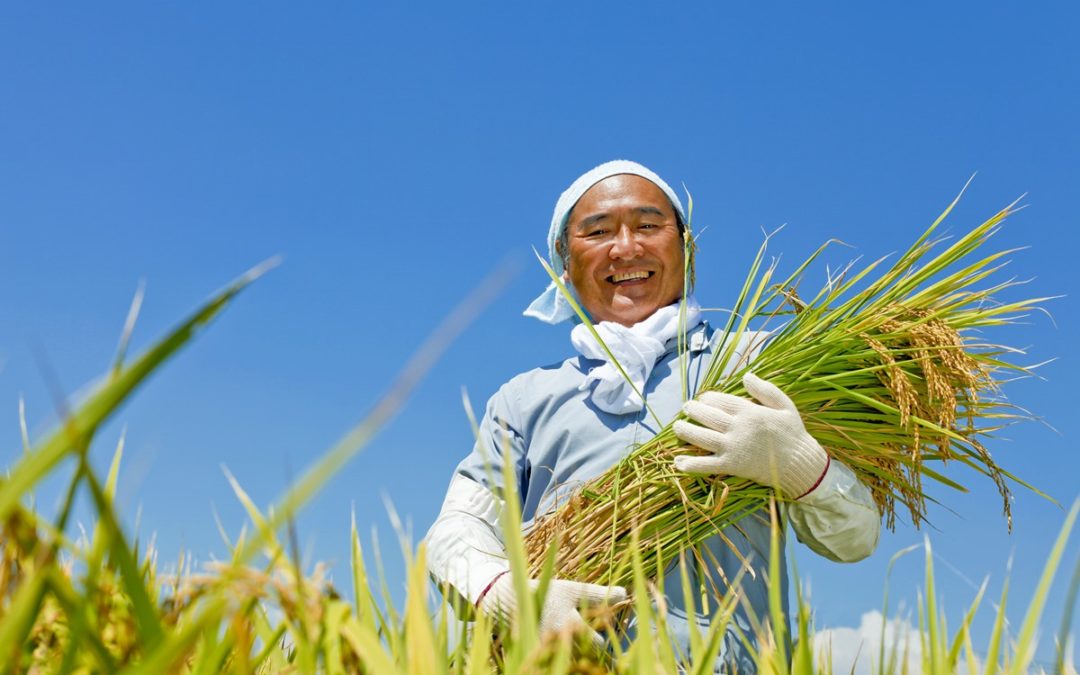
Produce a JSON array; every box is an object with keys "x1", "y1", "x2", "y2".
[
  {"x1": 479, "y1": 574, "x2": 627, "y2": 647},
  {"x1": 673, "y1": 372, "x2": 829, "y2": 499}
]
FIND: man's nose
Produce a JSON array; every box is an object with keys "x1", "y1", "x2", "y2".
[{"x1": 609, "y1": 224, "x2": 643, "y2": 259}]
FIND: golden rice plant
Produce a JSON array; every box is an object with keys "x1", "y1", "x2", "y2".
[{"x1": 524, "y1": 188, "x2": 1052, "y2": 588}]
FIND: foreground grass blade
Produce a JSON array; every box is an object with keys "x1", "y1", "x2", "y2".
[
  {"x1": 1008, "y1": 499, "x2": 1078, "y2": 674},
  {"x1": 81, "y1": 455, "x2": 165, "y2": 648},
  {"x1": 228, "y1": 261, "x2": 512, "y2": 570},
  {"x1": 767, "y1": 499, "x2": 789, "y2": 674},
  {"x1": 1055, "y1": 555, "x2": 1080, "y2": 675},
  {"x1": 405, "y1": 544, "x2": 444, "y2": 675},
  {"x1": 0, "y1": 574, "x2": 48, "y2": 668}
]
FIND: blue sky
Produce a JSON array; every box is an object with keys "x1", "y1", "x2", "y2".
[{"x1": 2, "y1": 2, "x2": 1077, "y2": 664}]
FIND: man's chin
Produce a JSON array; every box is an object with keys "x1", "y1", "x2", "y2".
[{"x1": 601, "y1": 301, "x2": 661, "y2": 327}]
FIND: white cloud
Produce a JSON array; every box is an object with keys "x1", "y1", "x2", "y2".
[
  {"x1": 814, "y1": 612, "x2": 1080, "y2": 674},
  {"x1": 813, "y1": 611, "x2": 924, "y2": 675}
]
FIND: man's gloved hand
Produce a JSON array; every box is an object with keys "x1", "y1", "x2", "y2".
[
  {"x1": 478, "y1": 573, "x2": 627, "y2": 647},
  {"x1": 673, "y1": 372, "x2": 829, "y2": 499}
]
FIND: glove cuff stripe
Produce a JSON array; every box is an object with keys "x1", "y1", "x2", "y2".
[
  {"x1": 476, "y1": 570, "x2": 511, "y2": 608},
  {"x1": 795, "y1": 453, "x2": 831, "y2": 500}
]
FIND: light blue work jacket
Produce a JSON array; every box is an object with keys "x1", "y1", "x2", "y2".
[{"x1": 455, "y1": 322, "x2": 776, "y2": 672}]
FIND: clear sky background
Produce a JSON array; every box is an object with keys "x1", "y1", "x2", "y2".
[{"x1": 2, "y1": 3, "x2": 1078, "y2": 668}]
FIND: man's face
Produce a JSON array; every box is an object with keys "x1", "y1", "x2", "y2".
[{"x1": 561, "y1": 174, "x2": 685, "y2": 327}]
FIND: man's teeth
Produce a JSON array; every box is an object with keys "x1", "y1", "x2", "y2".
[{"x1": 611, "y1": 271, "x2": 650, "y2": 283}]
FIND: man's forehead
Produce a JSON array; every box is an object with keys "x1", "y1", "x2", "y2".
[{"x1": 570, "y1": 174, "x2": 675, "y2": 219}]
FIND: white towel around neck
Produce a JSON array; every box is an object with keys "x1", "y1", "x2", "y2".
[{"x1": 570, "y1": 298, "x2": 702, "y2": 415}]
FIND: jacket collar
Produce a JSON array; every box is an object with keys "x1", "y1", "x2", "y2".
[{"x1": 662, "y1": 320, "x2": 711, "y2": 354}]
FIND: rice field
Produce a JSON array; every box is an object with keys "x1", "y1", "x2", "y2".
[{"x1": 1, "y1": 216, "x2": 1075, "y2": 673}]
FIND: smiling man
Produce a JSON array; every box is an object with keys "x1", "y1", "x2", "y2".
[{"x1": 425, "y1": 160, "x2": 880, "y2": 672}]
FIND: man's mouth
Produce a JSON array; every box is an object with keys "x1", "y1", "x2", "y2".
[{"x1": 606, "y1": 271, "x2": 654, "y2": 285}]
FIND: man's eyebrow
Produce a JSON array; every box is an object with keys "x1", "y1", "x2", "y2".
[
  {"x1": 576, "y1": 213, "x2": 611, "y2": 229},
  {"x1": 575, "y1": 206, "x2": 668, "y2": 230},
  {"x1": 636, "y1": 206, "x2": 666, "y2": 217}
]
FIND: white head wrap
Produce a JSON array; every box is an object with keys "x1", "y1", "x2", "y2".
[{"x1": 523, "y1": 160, "x2": 688, "y2": 324}]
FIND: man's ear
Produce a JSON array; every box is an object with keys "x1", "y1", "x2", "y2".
[{"x1": 555, "y1": 239, "x2": 569, "y2": 273}]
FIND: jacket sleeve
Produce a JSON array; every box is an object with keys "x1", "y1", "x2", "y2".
[
  {"x1": 425, "y1": 382, "x2": 527, "y2": 604},
  {"x1": 425, "y1": 474, "x2": 510, "y2": 604},
  {"x1": 787, "y1": 458, "x2": 880, "y2": 563}
]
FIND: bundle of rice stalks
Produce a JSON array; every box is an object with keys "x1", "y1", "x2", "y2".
[{"x1": 524, "y1": 191, "x2": 1051, "y2": 587}]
